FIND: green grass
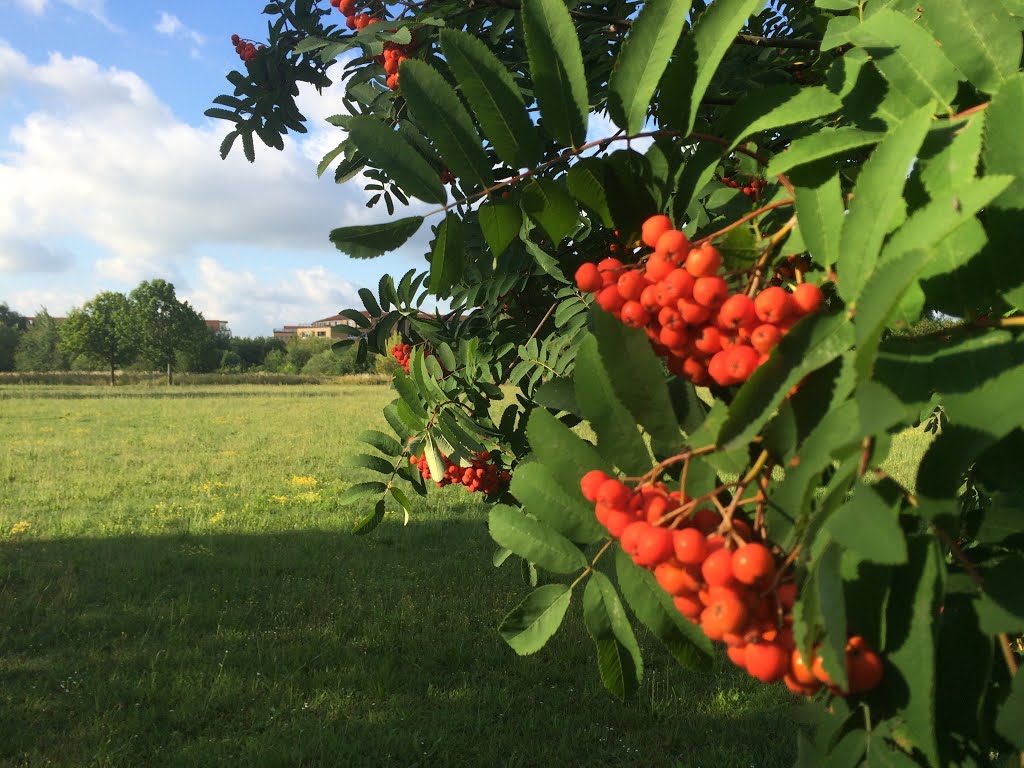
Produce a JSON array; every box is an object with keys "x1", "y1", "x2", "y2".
[{"x1": 1, "y1": 385, "x2": 801, "y2": 767}]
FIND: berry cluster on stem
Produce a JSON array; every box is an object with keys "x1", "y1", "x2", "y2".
[
  {"x1": 410, "y1": 450, "x2": 511, "y2": 494},
  {"x1": 721, "y1": 176, "x2": 767, "y2": 200},
  {"x1": 230, "y1": 34, "x2": 265, "y2": 63},
  {"x1": 390, "y1": 342, "x2": 413, "y2": 373},
  {"x1": 329, "y1": 0, "x2": 411, "y2": 90},
  {"x1": 579, "y1": 466, "x2": 884, "y2": 697},
  {"x1": 574, "y1": 214, "x2": 823, "y2": 387}
]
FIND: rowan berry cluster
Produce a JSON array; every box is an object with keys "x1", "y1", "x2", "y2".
[
  {"x1": 230, "y1": 34, "x2": 264, "y2": 63},
  {"x1": 573, "y1": 215, "x2": 824, "y2": 388},
  {"x1": 390, "y1": 343, "x2": 412, "y2": 373},
  {"x1": 579, "y1": 469, "x2": 884, "y2": 697},
  {"x1": 330, "y1": 0, "x2": 378, "y2": 30},
  {"x1": 410, "y1": 450, "x2": 511, "y2": 494},
  {"x1": 721, "y1": 176, "x2": 766, "y2": 200}
]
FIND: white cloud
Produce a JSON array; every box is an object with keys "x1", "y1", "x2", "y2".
[
  {"x1": 12, "y1": 0, "x2": 119, "y2": 32},
  {"x1": 183, "y1": 258, "x2": 361, "y2": 336},
  {"x1": 0, "y1": 237, "x2": 75, "y2": 273},
  {"x1": 0, "y1": 40, "x2": 382, "y2": 277},
  {"x1": 155, "y1": 12, "x2": 205, "y2": 47}
]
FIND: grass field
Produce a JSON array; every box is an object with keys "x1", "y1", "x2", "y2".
[{"x1": 0, "y1": 384, "x2": 929, "y2": 767}]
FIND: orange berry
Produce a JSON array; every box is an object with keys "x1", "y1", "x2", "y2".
[
  {"x1": 579, "y1": 469, "x2": 609, "y2": 502},
  {"x1": 701, "y1": 548, "x2": 735, "y2": 587},
  {"x1": 673, "y1": 527, "x2": 708, "y2": 565},
  {"x1": 633, "y1": 523, "x2": 675, "y2": 568},
  {"x1": 791, "y1": 283, "x2": 823, "y2": 315},
  {"x1": 790, "y1": 648, "x2": 818, "y2": 686},
  {"x1": 677, "y1": 297, "x2": 711, "y2": 325},
  {"x1": 596, "y1": 478, "x2": 632, "y2": 509},
  {"x1": 596, "y1": 285, "x2": 625, "y2": 314},
  {"x1": 846, "y1": 636, "x2": 884, "y2": 694},
  {"x1": 574, "y1": 263, "x2": 602, "y2": 293},
  {"x1": 727, "y1": 644, "x2": 749, "y2": 669},
  {"x1": 754, "y1": 286, "x2": 794, "y2": 324},
  {"x1": 750, "y1": 323, "x2": 782, "y2": 354},
  {"x1": 685, "y1": 242, "x2": 722, "y2": 278},
  {"x1": 692, "y1": 276, "x2": 729, "y2": 308},
  {"x1": 597, "y1": 257, "x2": 624, "y2": 285},
  {"x1": 617, "y1": 270, "x2": 648, "y2": 301},
  {"x1": 656, "y1": 562, "x2": 700, "y2": 596},
  {"x1": 746, "y1": 641, "x2": 790, "y2": 683},
  {"x1": 717, "y1": 293, "x2": 757, "y2": 332},
  {"x1": 645, "y1": 252, "x2": 674, "y2": 282},
  {"x1": 731, "y1": 542, "x2": 777, "y2": 588},
  {"x1": 620, "y1": 301, "x2": 651, "y2": 329},
  {"x1": 655, "y1": 229, "x2": 691, "y2": 265},
  {"x1": 641, "y1": 214, "x2": 673, "y2": 248}
]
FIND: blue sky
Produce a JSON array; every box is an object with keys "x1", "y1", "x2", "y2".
[
  {"x1": 0, "y1": 0, "x2": 627, "y2": 336},
  {"x1": 0, "y1": 0, "x2": 441, "y2": 336}
]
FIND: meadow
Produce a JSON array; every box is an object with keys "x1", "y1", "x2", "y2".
[{"x1": 0, "y1": 383, "x2": 929, "y2": 767}]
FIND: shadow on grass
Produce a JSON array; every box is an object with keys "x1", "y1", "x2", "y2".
[{"x1": 1, "y1": 519, "x2": 798, "y2": 768}]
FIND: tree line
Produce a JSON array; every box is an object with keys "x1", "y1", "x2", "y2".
[{"x1": 0, "y1": 279, "x2": 378, "y2": 384}]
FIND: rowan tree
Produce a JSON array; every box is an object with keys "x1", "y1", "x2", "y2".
[{"x1": 210, "y1": 1, "x2": 1024, "y2": 764}]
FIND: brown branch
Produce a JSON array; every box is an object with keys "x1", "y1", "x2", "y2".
[{"x1": 694, "y1": 198, "x2": 795, "y2": 247}]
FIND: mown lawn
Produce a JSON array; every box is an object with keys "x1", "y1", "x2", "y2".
[{"x1": 0, "y1": 384, "x2": 854, "y2": 767}]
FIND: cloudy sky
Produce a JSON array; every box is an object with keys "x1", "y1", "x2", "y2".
[{"x1": 0, "y1": 0, "x2": 445, "y2": 336}]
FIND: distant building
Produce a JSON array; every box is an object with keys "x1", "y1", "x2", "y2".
[
  {"x1": 272, "y1": 312, "x2": 369, "y2": 341},
  {"x1": 205, "y1": 319, "x2": 231, "y2": 336}
]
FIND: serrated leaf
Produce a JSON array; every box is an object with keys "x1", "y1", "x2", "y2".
[
  {"x1": 352, "y1": 498, "x2": 386, "y2": 535},
  {"x1": 423, "y1": 434, "x2": 447, "y2": 482},
  {"x1": 917, "y1": 0, "x2": 1020, "y2": 96},
  {"x1": 329, "y1": 216, "x2": 424, "y2": 259},
  {"x1": 479, "y1": 201, "x2": 522, "y2": 257},
  {"x1": 510, "y1": 462, "x2": 606, "y2": 544},
  {"x1": 845, "y1": 10, "x2": 960, "y2": 110},
  {"x1": 498, "y1": 583, "x2": 572, "y2": 655},
  {"x1": 489, "y1": 504, "x2": 588, "y2": 574},
  {"x1": 790, "y1": 165, "x2": 845, "y2": 269},
  {"x1": 345, "y1": 453, "x2": 394, "y2": 475},
  {"x1": 826, "y1": 484, "x2": 907, "y2": 564},
  {"x1": 996, "y1": 670, "x2": 1024, "y2": 749},
  {"x1": 359, "y1": 429, "x2": 402, "y2": 456},
  {"x1": 338, "y1": 481, "x2": 388, "y2": 506},
  {"x1": 767, "y1": 127, "x2": 884, "y2": 177},
  {"x1": 429, "y1": 213, "x2": 464, "y2": 297},
  {"x1": 607, "y1": 0, "x2": 691, "y2": 134},
  {"x1": 400, "y1": 59, "x2": 492, "y2": 192},
  {"x1": 719, "y1": 312, "x2": 855, "y2": 450},
  {"x1": 975, "y1": 556, "x2": 1024, "y2": 635},
  {"x1": 347, "y1": 115, "x2": 446, "y2": 204},
  {"x1": 583, "y1": 571, "x2": 643, "y2": 701},
  {"x1": 615, "y1": 549, "x2": 713, "y2": 668},
  {"x1": 837, "y1": 105, "x2": 933, "y2": 302},
  {"x1": 567, "y1": 159, "x2": 614, "y2": 228},
  {"x1": 521, "y1": 178, "x2": 579, "y2": 245},
  {"x1": 358, "y1": 287, "x2": 382, "y2": 317},
  {"x1": 660, "y1": 0, "x2": 764, "y2": 134},
  {"x1": 521, "y1": 0, "x2": 588, "y2": 147},
  {"x1": 389, "y1": 486, "x2": 413, "y2": 526},
  {"x1": 440, "y1": 29, "x2": 541, "y2": 169},
  {"x1": 590, "y1": 310, "x2": 681, "y2": 458},
  {"x1": 574, "y1": 335, "x2": 652, "y2": 476},
  {"x1": 884, "y1": 535, "x2": 942, "y2": 766}
]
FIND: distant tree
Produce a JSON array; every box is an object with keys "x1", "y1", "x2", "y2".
[
  {"x1": 60, "y1": 291, "x2": 136, "y2": 385},
  {"x1": 14, "y1": 309, "x2": 69, "y2": 372},
  {"x1": 0, "y1": 302, "x2": 22, "y2": 372},
  {"x1": 229, "y1": 336, "x2": 285, "y2": 370},
  {"x1": 129, "y1": 280, "x2": 210, "y2": 384}
]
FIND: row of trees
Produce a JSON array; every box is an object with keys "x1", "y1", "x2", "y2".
[{"x1": 0, "y1": 280, "x2": 379, "y2": 383}]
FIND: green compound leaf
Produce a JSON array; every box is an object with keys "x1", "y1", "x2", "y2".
[
  {"x1": 607, "y1": 0, "x2": 691, "y2": 135},
  {"x1": 826, "y1": 482, "x2": 907, "y2": 565},
  {"x1": 616, "y1": 548, "x2": 713, "y2": 668},
  {"x1": 845, "y1": 10, "x2": 960, "y2": 110},
  {"x1": 521, "y1": 0, "x2": 589, "y2": 148},
  {"x1": 917, "y1": 0, "x2": 1021, "y2": 96},
  {"x1": 400, "y1": 59, "x2": 492, "y2": 192},
  {"x1": 352, "y1": 498, "x2": 386, "y2": 535},
  {"x1": 510, "y1": 461, "x2": 606, "y2": 545},
  {"x1": 488, "y1": 503, "x2": 589, "y2": 574},
  {"x1": 329, "y1": 216, "x2": 424, "y2": 259},
  {"x1": 346, "y1": 115, "x2": 446, "y2": 204},
  {"x1": 567, "y1": 159, "x2": 614, "y2": 228},
  {"x1": 591, "y1": 309, "x2": 681, "y2": 459},
  {"x1": 719, "y1": 312, "x2": 855, "y2": 451},
  {"x1": 583, "y1": 571, "x2": 643, "y2": 701},
  {"x1": 429, "y1": 213, "x2": 464, "y2": 297},
  {"x1": 478, "y1": 200, "x2": 522, "y2": 258},
  {"x1": 884, "y1": 535, "x2": 943, "y2": 767},
  {"x1": 440, "y1": 29, "x2": 542, "y2": 169},
  {"x1": 498, "y1": 583, "x2": 573, "y2": 655},
  {"x1": 789, "y1": 165, "x2": 845, "y2": 271},
  {"x1": 574, "y1": 333, "x2": 653, "y2": 476},
  {"x1": 520, "y1": 178, "x2": 579, "y2": 245},
  {"x1": 837, "y1": 105, "x2": 933, "y2": 302},
  {"x1": 660, "y1": 0, "x2": 764, "y2": 134},
  {"x1": 767, "y1": 127, "x2": 884, "y2": 177},
  {"x1": 338, "y1": 481, "x2": 388, "y2": 506}
]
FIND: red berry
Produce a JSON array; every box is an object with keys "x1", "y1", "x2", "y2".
[
  {"x1": 717, "y1": 294, "x2": 757, "y2": 332},
  {"x1": 692, "y1": 276, "x2": 729, "y2": 308},
  {"x1": 655, "y1": 229, "x2": 691, "y2": 266},
  {"x1": 701, "y1": 548, "x2": 735, "y2": 587},
  {"x1": 580, "y1": 469, "x2": 609, "y2": 502},
  {"x1": 673, "y1": 527, "x2": 708, "y2": 565},
  {"x1": 620, "y1": 301, "x2": 651, "y2": 329},
  {"x1": 731, "y1": 543, "x2": 776, "y2": 588},
  {"x1": 641, "y1": 215, "x2": 673, "y2": 248},
  {"x1": 575, "y1": 263, "x2": 602, "y2": 293},
  {"x1": 685, "y1": 242, "x2": 722, "y2": 278},
  {"x1": 754, "y1": 286, "x2": 794, "y2": 324},
  {"x1": 750, "y1": 323, "x2": 782, "y2": 354},
  {"x1": 792, "y1": 283, "x2": 823, "y2": 315}
]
